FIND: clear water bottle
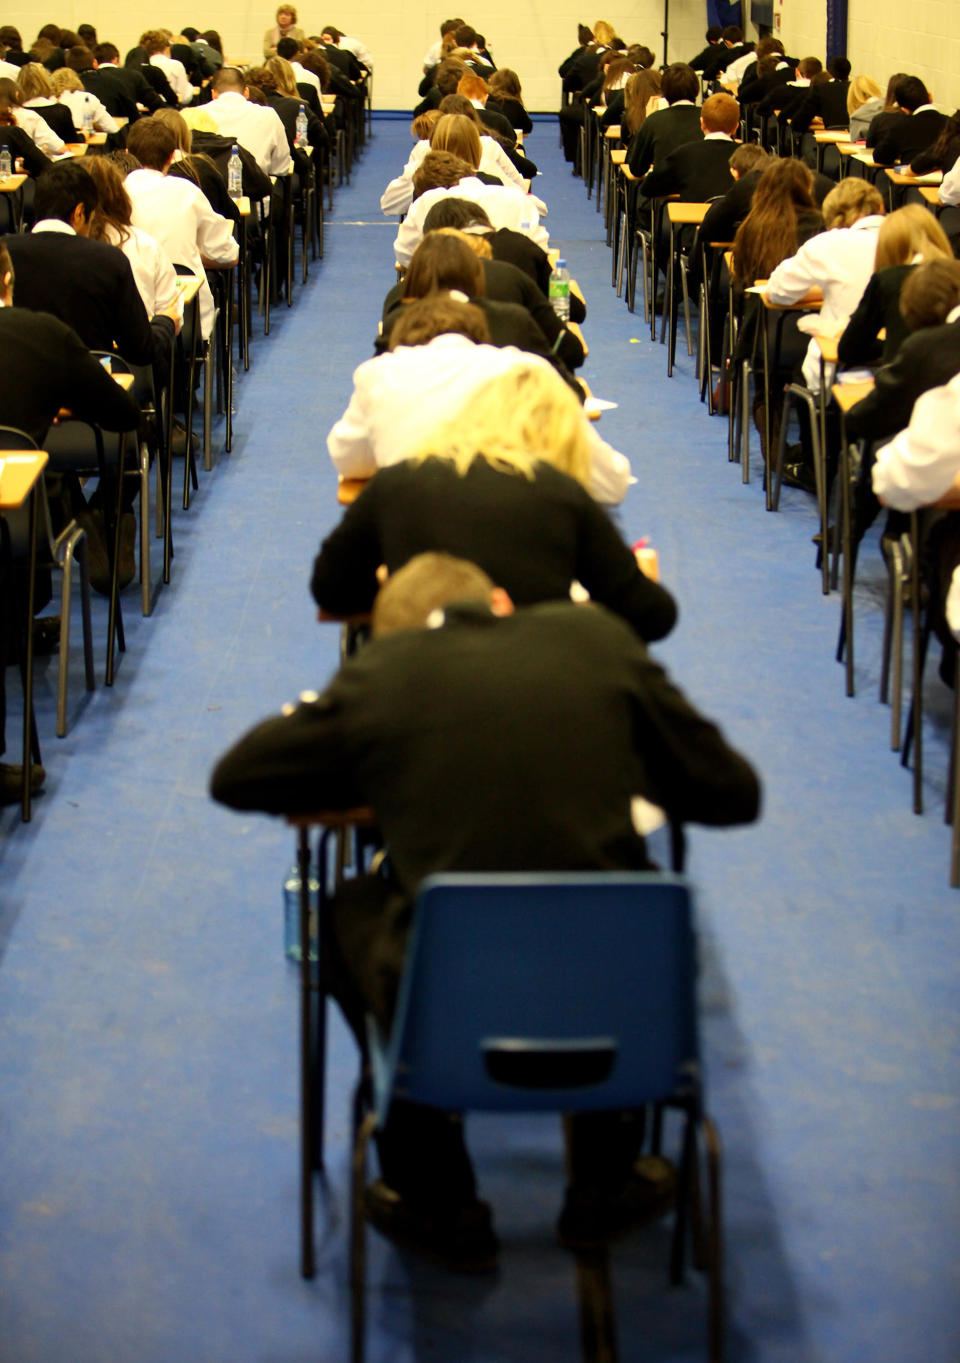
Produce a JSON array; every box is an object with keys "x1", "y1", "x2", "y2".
[
  {"x1": 283, "y1": 861, "x2": 320, "y2": 962},
  {"x1": 82, "y1": 101, "x2": 94, "y2": 138},
  {"x1": 0, "y1": 147, "x2": 11, "y2": 180},
  {"x1": 549, "y1": 257, "x2": 571, "y2": 322},
  {"x1": 227, "y1": 142, "x2": 243, "y2": 199},
  {"x1": 295, "y1": 103, "x2": 308, "y2": 149}
]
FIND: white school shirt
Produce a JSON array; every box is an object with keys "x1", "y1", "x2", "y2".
[
  {"x1": 58, "y1": 88, "x2": 119, "y2": 134},
  {"x1": 340, "y1": 34, "x2": 373, "y2": 71},
  {"x1": 150, "y1": 52, "x2": 194, "y2": 105},
  {"x1": 12, "y1": 106, "x2": 64, "y2": 156},
  {"x1": 203, "y1": 91, "x2": 292, "y2": 175},
  {"x1": 327, "y1": 333, "x2": 631, "y2": 505},
  {"x1": 290, "y1": 61, "x2": 321, "y2": 94},
  {"x1": 939, "y1": 158, "x2": 960, "y2": 206},
  {"x1": 125, "y1": 169, "x2": 237, "y2": 339},
  {"x1": 394, "y1": 177, "x2": 549, "y2": 267},
  {"x1": 872, "y1": 371, "x2": 960, "y2": 511},
  {"x1": 380, "y1": 136, "x2": 525, "y2": 215},
  {"x1": 765, "y1": 216, "x2": 884, "y2": 390},
  {"x1": 103, "y1": 222, "x2": 182, "y2": 325}
]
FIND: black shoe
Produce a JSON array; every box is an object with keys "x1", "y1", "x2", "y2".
[
  {"x1": 171, "y1": 419, "x2": 198, "y2": 457},
  {"x1": 0, "y1": 762, "x2": 46, "y2": 806},
  {"x1": 782, "y1": 460, "x2": 817, "y2": 494},
  {"x1": 364, "y1": 1180, "x2": 499, "y2": 1273},
  {"x1": 32, "y1": 615, "x2": 61, "y2": 657},
  {"x1": 557, "y1": 1155, "x2": 677, "y2": 1249}
]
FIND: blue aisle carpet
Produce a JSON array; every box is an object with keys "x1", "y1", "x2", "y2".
[{"x1": 0, "y1": 115, "x2": 958, "y2": 1362}]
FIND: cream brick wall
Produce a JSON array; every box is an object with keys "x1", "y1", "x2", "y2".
[{"x1": 5, "y1": 2, "x2": 957, "y2": 116}]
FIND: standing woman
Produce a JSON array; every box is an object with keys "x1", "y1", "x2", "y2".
[{"x1": 263, "y1": 6, "x2": 305, "y2": 59}]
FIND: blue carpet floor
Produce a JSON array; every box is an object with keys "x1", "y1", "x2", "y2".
[{"x1": 1, "y1": 116, "x2": 958, "y2": 1363}]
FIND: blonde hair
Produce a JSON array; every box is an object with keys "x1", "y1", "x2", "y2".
[
  {"x1": 847, "y1": 74, "x2": 881, "y2": 115},
  {"x1": 266, "y1": 54, "x2": 299, "y2": 97},
  {"x1": 430, "y1": 112, "x2": 481, "y2": 168},
  {"x1": 875, "y1": 204, "x2": 952, "y2": 269},
  {"x1": 414, "y1": 362, "x2": 593, "y2": 489},
  {"x1": 276, "y1": 4, "x2": 298, "y2": 21},
  {"x1": 17, "y1": 62, "x2": 53, "y2": 101},
  {"x1": 51, "y1": 67, "x2": 83, "y2": 94},
  {"x1": 822, "y1": 177, "x2": 884, "y2": 229},
  {"x1": 152, "y1": 106, "x2": 191, "y2": 151},
  {"x1": 593, "y1": 20, "x2": 616, "y2": 46},
  {"x1": 457, "y1": 71, "x2": 488, "y2": 102}
]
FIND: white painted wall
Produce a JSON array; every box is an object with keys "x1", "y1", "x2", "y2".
[{"x1": 4, "y1": 2, "x2": 957, "y2": 114}]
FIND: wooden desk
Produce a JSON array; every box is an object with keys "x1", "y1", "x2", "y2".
[
  {"x1": 567, "y1": 319, "x2": 588, "y2": 357},
  {"x1": 0, "y1": 171, "x2": 27, "y2": 232},
  {"x1": 884, "y1": 167, "x2": 942, "y2": 187},
  {"x1": 610, "y1": 148, "x2": 626, "y2": 165},
  {"x1": 832, "y1": 377, "x2": 875, "y2": 696},
  {"x1": 0, "y1": 450, "x2": 49, "y2": 820},
  {"x1": 62, "y1": 143, "x2": 88, "y2": 157},
  {"x1": 175, "y1": 273, "x2": 204, "y2": 304},
  {"x1": 113, "y1": 116, "x2": 129, "y2": 129},
  {"x1": 814, "y1": 129, "x2": 852, "y2": 143},
  {"x1": 664, "y1": 203, "x2": 710, "y2": 376}
]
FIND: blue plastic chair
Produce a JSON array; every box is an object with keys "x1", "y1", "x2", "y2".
[{"x1": 345, "y1": 871, "x2": 724, "y2": 1362}]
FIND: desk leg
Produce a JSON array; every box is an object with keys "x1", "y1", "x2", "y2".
[
  {"x1": 910, "y1": 511, "x2": 923, "y2": 816},
  {"x1": 21, "y1": 486, "x2": 40, "y2": 822},
  {"x1": 840, "y1": 416, "x2": 855, "y2": 697},
  {"x1": 299, "y1": 825, "x2": 315, "y2": 1279}
]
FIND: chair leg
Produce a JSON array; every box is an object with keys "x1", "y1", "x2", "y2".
[
  {"x1": 741, "y1": 361, "x2": 752, "y2": 486},
  {"x1": 139, "y1": 441, "x2": 151, "y2": 617},
  {"x1": 352, "y1": 1112, "x2": 377, "y2": 1363},
  {"x1": 951, "y1": 679, "x2": 960, "y2": 887},
  {"x1": 669, "y1": 1111, "x2": 696, "y2": 1285},
  {"x1": 573, "y1": 1248, "x2": 619, "y2": 1363},
  {"x1": 55, "y1": 526, "x2": 83, "y2": 737},
  {"x1": 299, "y1": 826, "x2": 316, "y2": 1280},
  {"x1": 701, "y1": 1117, "x2": 725, "y2": 1363}
]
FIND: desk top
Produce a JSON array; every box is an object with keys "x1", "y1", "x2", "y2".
[
  {"x1": 814, "y1": 129, "x2": 852, "y2": 143},
  {"x1": 816, "y1": 335, "x2": 839, "y2": 364},
  {"x1": 754, "y1": 283, "x2": 823, "y2": 311},
  {"x1": 836, "y1": 142, "x2": 864, "y2": 157},
  {"x1": 610, "y1": 148, "x2": 626, "y2": 165},
  {"x1": 667, "y1": 201, "x2": 710, "y2": 225},
  {"x1": 884, "y1": 167, "x2": 942, "y2": 187},
  {"x1": 0, "y1": 173, "x2": 27, "y2": 192},
  {"x1": 832, "y1": 378, "x2": 874, "y2": 412},
  {"x1": 337, "y1": 477, "x2": 369, "y2": 505},
  {"x1": 0, "y1": 451, "x2": 48, "y2": 509},
  {"x1": 176, "y1": 273, "x2": 204, "y2": 303},
  {"x1": 920, "y1": 186, "x2": 942, "y2": 205},
  {"x1": 62, "y1": 142, "x2": 87, "y2": 157},
  {"x1": 605, "y1": 125, "x2": 621, "y2": 139}
]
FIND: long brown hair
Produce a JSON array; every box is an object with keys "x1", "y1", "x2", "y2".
[
  {"x1": 84, "y1": 155, "x2": 132, "y2": 246},
  {"x1": 623, "y1": 68, "x2": 661, "y2": 135},
  {"x1": 732, "y1": 159, "x2": 819, "y2": 286}
]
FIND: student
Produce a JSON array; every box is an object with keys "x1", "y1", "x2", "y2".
[{"x1": 211, "y1": 550, "x2": 758, "y2": 1266}]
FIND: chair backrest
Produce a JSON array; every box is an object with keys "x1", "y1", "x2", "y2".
[{"x1": 375, "y1": 872, "x2": 699, "y2": 1120}]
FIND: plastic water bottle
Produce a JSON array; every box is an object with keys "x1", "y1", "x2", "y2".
[
  {"x1": 283, "y1": 861, "x2": 320, "y2": 962},
  {"x1": 227, "y1": 142, "x2": 243, "y2": 199},
  {"x1": 0, "y1": 147, "x2": 11, "y2": 180},
  {"x1": 549, "y1": 257, "x2": 571, "y2": 322},
  {"x1": 82, "y1": 101, "x2": 94, "y2": 138},
  {"x1": 295, "y1": 103, "x2": 308, "y2": 149}
]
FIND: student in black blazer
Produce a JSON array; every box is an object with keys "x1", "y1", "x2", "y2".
[
  {"x1": 641, "y1": 92, "x2": 740, "y2": 202},
  {"x1": 872, "y1": 76, "x2": 946, "y2": 166},
  {"x1": 4, "y1": 161, "x2": 177, "y2": 369},
  {"x1": 82, "y1": 41, "x2": 162, "y2": 118},
  {"x1": 626, "y1": 62, "x2": 702, "y2": 177}
]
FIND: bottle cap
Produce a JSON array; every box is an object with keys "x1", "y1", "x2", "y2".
[{"x1": 556, "y1": 257, "x2": 566, "y2": 268}]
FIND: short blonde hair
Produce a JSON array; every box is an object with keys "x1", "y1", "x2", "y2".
[
  {"x1": 875, "y1": 204, "x2": 952, "y2": 269},
  {"x1": 847, "y1": 74, "x2": 881, "y2": 115},
  {"x1": 414, "y1": 362, "x2": 593, "y2": 490},
  {"x1": 822, "y1": 177, "x2": 883, "y2": 229},
  {"x1": 593, "y1": 21, "x2": 616, "y2": 45},
  {"x1": 51, "y1": 67, "x2": 83, "y2": 94},
  {"x1": 435, "y1": 225, "x2": 492, "y2": 259},
  {"x1": 17, "y1": 62, "x2": 53, "y2": 101}
]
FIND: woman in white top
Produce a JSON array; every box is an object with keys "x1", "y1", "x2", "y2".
[
  {"x1": 51, "y1": 67, "x2": 119, "y2": 134},
  {"x1": 381, "y1": 108, "x2": 526, "y2": 216},
  {"x1": 16, "y1": 61, "x2": 79, "y2": 141},
  {"x1": 766, "y1": 178, "x2": 885, "y2": 391},
  {"x1": 85, "y1": 157, "x2": 182, "y2": 330},
  {"x1": 0, "y1": 76, "x2": 64, "y2": 155}
]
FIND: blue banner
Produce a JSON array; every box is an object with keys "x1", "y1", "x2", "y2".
[
  {"x1": 826, "y1": 0, "x2": 848, "y2": 60},
  {"x1": 708, "y1": 0, "x2": 743, "y2": 24}
]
